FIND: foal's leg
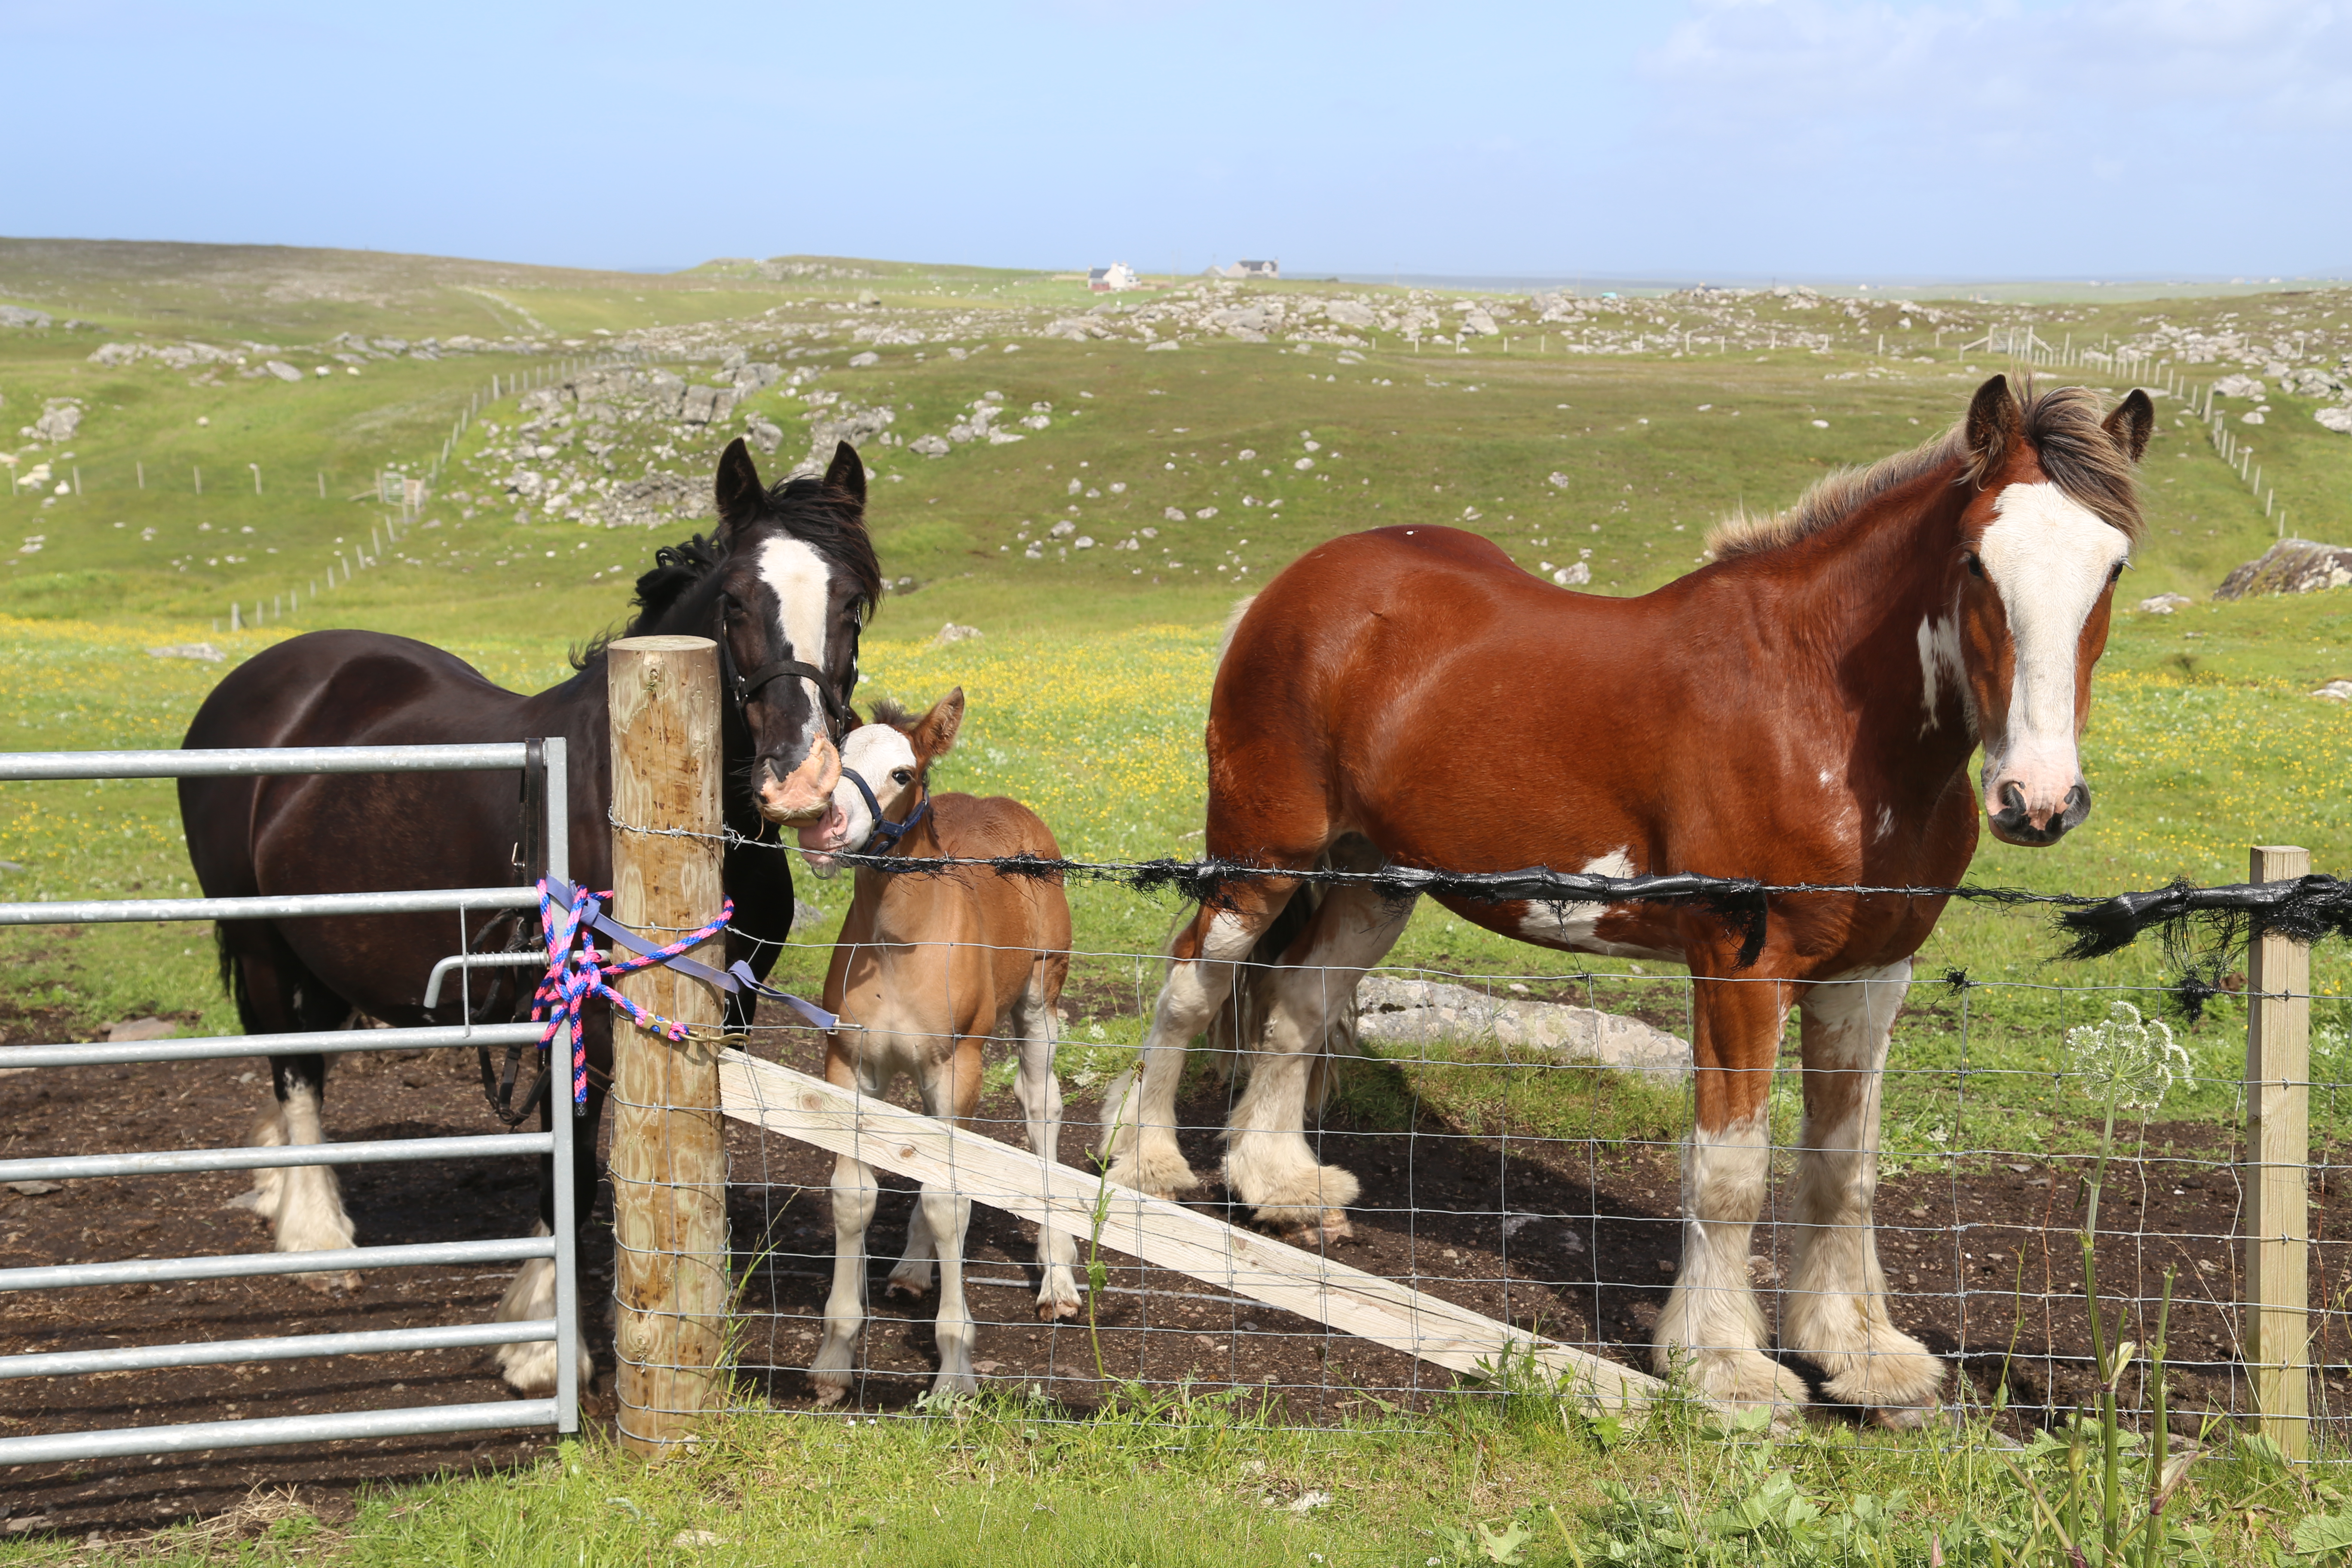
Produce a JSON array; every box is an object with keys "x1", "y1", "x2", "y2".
[
  {"x1": 1223, "y1": 878, "x2": 1413, "y2": 1245},
  {"x1": 1653, "y1": 975, "x2": 1806, "y2": 1413},
  {"x1": 1100, "y1": 887, "x2": 1293, "y2": 1199},
  {"x1": 1014, "y1": 963, "x2": 1081, "y2": 1320},
  {"x1": 1783, "y1": 960, "x2": 1944, "y2": 1426},
  {"x1": 916, "y1": 1038, "x2": 985, "y2": 1400},
  {"x1": 809, "y1": 1148, "x2": 879, "y2": 1405}
]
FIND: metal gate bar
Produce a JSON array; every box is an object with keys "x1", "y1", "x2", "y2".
[{"x1": 0, "y1": 739, "x2": 581, "y2": 1464}]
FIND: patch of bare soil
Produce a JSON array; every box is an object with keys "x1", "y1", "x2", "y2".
[{"x1": 0, "y1": 1003, "x2": 614, "y2": 1541}]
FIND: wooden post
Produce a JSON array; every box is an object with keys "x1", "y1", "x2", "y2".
[
  {"x1": 2244, "y1": 844, "x2": 2312, "y2": 1459},
  {"x1": 607, "y1": 634, "x2": 729, "y2": 1455}
]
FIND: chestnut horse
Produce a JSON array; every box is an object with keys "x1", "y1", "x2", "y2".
[
  {"x1": 795, "y1": 691, "x2": 1078, "y2": 1403},
  {"x1": 1101, "y1": 377, "x2": 2152, "y2": 1423},
  {"x1": 179, "y1": 439, "x2": 880, "y2": 1395}
]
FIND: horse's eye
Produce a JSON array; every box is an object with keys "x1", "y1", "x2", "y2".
[
  {"x1": 891, "y1": 769, "x2": 913, "y2": 786},
  {"x1": 1963, "y1": 552, "x2": 1985, "y2": 579},
  {"x1": 2107, "y1": 560, "x2": 2126, "y2": 585}
]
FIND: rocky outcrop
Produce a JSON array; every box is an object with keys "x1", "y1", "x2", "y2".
[
  {"x1": 1353, "y1": 976, "x2": 1691, "y2": 1082},
  {"x1": 2215, "y1": 539, "x2": 2352, "y2": 601}
]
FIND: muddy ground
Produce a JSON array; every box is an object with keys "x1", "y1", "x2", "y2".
[{"x1": 6, "y1": 997, "x2": 2351, "y2": 1540}]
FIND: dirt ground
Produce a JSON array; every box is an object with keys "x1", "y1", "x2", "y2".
[{"x1": 6, "y1": 995, "x2": 2351, "y2": 1541}]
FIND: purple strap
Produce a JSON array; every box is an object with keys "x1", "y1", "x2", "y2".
[{"x1": 532, "y1": 877, "x2": 841, "y2": 1106}]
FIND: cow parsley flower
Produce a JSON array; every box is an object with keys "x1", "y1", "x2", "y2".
[{"x1": 2066, "y1": 1001, "x2": 2192, "y2": 1112}]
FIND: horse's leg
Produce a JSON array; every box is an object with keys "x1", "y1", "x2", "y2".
[
  {"x1": 810, "y1": 1148, "x2": 879, "y2": 1405},
  {"x1": 224, "y1": 942, "x2": 357, "y2": 1289},
  {"x1": 1222, "y1": 873, "x2": 1413, "y2": 1245},
  {"x1": 1653, "y1": 974, "x2": 1805, "y2": 1414},
  {"x1": 912, "y1": 1035, "x2": 984, "y2": 1400},
  {"x1": 885, "y1": 1196, "x2": 939, "y2": 1299},
  {"x1": 1784, "y1": 960, "x2": 1944, "y2": 1426},
  {"x1": 1099, "y1": 888, "x2": 1293, "y2": 1198},
  {"x1": 1014, "y1": 958, "x2": 1081, "y2": 1320},
  {"x1": 495, "y1": 1066, "x2": 603, "y2": 1398}
]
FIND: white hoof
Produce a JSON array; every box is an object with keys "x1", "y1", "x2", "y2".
[
  {"x1": 885, "y1": 1260, "x2": 936, "y2": 1299},
  {"x1": 1230, "y1": 1159, "x2": 1360, "y2": 1239},
  {"x1": 1661, "y1": 1346, "x2": 1810, "y2": 1418},
  {"x1": 1036, "y1": 1269, "x2": 1082, "y2": 1322}
]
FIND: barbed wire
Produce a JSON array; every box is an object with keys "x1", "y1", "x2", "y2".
[{"x1": 616, "y1": 810, "x2": 2349, "y2": 991}]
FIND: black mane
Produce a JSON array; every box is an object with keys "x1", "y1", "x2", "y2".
[{"x1": 571, "y1": 466, "x2": 885, "y2": 670}]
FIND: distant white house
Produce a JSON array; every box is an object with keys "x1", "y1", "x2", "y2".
[
  {"x1": 1207, "y1": 259, "x2": 1280, "y2": 280},
  {"x1": 1088, "y1": 261, "x2": 1140, "y2": 293}
]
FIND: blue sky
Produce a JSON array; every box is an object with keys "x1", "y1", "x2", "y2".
[{"x1": 6, "y1": 0, "x2": 2346, "y2": 280}]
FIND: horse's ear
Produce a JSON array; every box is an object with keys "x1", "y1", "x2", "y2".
[
  {"x1": 822, "y1": 441, "x2": 867, "y2": 514},
  {"x1": 2104, "y1": 388, "x2": 2155, "y2": 465},
  {"x1": 713, "y1": 438, "x2": 765, "y2": 541},
  {"x1": 913, "y1": 687, "x2": 964, "y2": 762},
  {"x1": 1963, "y1": 375, "x2": 2021, "y2": 483}
]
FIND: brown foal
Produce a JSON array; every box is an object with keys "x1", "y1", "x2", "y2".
[{"x1": 795, "y1": 689, "x2": 1079, "y2": 1403}]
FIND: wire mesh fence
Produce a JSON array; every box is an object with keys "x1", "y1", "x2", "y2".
[{"x1": 597, "y1": 897, "x2": 2348, "y2": 1455}]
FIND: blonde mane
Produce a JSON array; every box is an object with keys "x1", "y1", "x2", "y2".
[{"x1": 1706, "y1": 384, "x2": 2143, "y2": 562}]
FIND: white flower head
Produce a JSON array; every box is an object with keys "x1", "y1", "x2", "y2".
[{"x1": 2066, "y1": 1001, "x2": 2191, "y2": 1112}]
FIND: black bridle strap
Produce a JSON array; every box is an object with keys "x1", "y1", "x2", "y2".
[
  {"x1": 843, "y1": 769, "x2": 929, "y2": 856},
  {"x1": 717, "y1": 593, "x2": 853, "y2": 738}
]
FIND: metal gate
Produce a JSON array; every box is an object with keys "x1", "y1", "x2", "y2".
[{"x1": 0, "y1": 740, "x2": 581, "y2": 1463}]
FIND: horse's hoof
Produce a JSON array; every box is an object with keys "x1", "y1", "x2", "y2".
[
  {"x1": 1107, "y1": 1148, "x2": 1201, "y2": 1201},
  {"x1": 296, "y1": 1268, "x2": 360, "y2": 1294},
  {"x1": 884, "y1": 1275, "x2": 933, "y2": 1301},
  {"x1": 809, "y1": 1380, "x2": 848, "y2": 1406},
  {"x1": 1037, "y1": 1296, "x2": 1081, "y2": 1323},
  {"x1": 1280, "y1": 1210, "x2": 1354, "y2": 1248}
]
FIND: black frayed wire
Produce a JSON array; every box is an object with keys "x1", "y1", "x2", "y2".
[{"x1": 616, "y1": 812, "x2": 2347, "y2": 983}]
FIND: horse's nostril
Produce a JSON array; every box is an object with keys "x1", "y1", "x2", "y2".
[{"x1": 1999, "y1": 782, "x2": 2026, "y2": 816}]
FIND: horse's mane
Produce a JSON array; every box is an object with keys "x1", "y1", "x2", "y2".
[
  {"x1": 867, "y1": 696, "x2": 916, "y2": 729},
  {"x1": 1706, "y1": 383, "x2": 2143, "y2": 562},
  {"x1": 570, "y1": 470, "x2": 886, "y2": 669}
]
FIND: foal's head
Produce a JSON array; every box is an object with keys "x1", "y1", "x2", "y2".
[
  {"x1": 794, "y1": 689, "x2": 964, "y2": 876},
  {"x1": 1950, "y1": 377, "x2": 2153, "y2": 846},
  {"x1": 630, "y1": 439, "x2": 883, "y2": 824}
]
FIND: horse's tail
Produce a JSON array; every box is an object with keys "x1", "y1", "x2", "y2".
[
  {"x1": 214, "y1": 926, "x2": 260, "y2": 1034},
  {"x1": 1213, "y1": 594, "x2": 1258, "y2": 674},
  {"x1": 1193, "y1": 845, "x2": 1363, "y2": 1101}
]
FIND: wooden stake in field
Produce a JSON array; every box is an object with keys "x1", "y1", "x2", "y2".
[
  {"x1": 606, "y1": 634, "x2": 729, "y2": 1455},
  {"x1": 2244, "y1": 843, "x2": 2312, "y2": 1460}
]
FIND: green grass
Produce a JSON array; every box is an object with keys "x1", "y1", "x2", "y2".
[{"x1": 7, "y1": 1381, "x2": 2343, "y2": 1567}]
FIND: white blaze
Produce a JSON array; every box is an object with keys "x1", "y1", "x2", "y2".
[
  {"x1": 1975, "y1": 481, "x2": 2128, "y2": 810},
  {"x1": 756, "y1": 536, "x2": 832, "y2": 734}
]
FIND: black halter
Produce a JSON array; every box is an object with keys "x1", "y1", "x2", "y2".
[
  {"x1": 717, "y1": 592, "x2": 854, "y2": 740},
  {"x1": 843, "y1": 769, "x2": 929, "y2": 855}
]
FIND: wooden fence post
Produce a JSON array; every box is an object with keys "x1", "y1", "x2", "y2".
[
  {"x1": 607, "y1": 634, "x2": 729, "y2": 1456},
  {"x1": 2244, "y1": 844, "x2": 2312, "y2": 1459}
]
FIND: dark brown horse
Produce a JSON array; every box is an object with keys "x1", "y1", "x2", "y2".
[
  {"x1": 1099, "y1": 377, "x2": 2153, "y2": 1424},
  {"x1": 179, "y1": 439, "x2": 881, "y2": 1396}
]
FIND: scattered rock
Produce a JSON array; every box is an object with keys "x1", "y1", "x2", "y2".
[
  {"x1": 745, "y1": 416, "x2": 784, "y2": 456},
  {"x1": 1551, "y1": 562, "x2": 1591, "y2": 587},
  {"x1": 2317, "y1": 408, "x2": 2352, "y2": 435},
  {"x1": 263, "y1": 361, "x2": 303, "y2": 384},
  {"x1": 2214, "y1": 539, "x2": 2352, "y2": 601},
  {"x1": 1354, "y1": 976, "x2": 1690, "y2": 1082},
  {"x1": 7, "y1": 1181, "x2": 63, "y2": 1196},
  {"x1": 103, "y1": 1017, "x2": 177, "y2": 1043},
  {"x1": 931, "y1": 622, "x2": 983, "y2": 646},
  {"x1": 1547, "y1": 472, "x2": 1571, "y2": 489},
  {"x1": 147, "y1": 642, "x2": 225, "y2": 662},
  {"x1": 2241, "y1": 410, "x2": 2266, "y2": 425},
  {"x1": 2213, "y1": 374, "x2": 2266, "y2": 399},
  {"x1": 1164, "y1": 507, "x2": 1186, "y2": 522},
  {"x1": 847, "y1": 351, "x2": 879, "y2": 368},
  {"x1": 1145, "y1": 341, "x2": 1179, "y2": 352},
  {"x1": 2315, "y1": 680, "x2": 2352, "y2": 701},
  {"x1": 0, "y1": 304, "x2": 52, "y2": 329},
  {"x1": 31, "y1": 401, "x2": 80, "y2": 441},
  {"x1": 671, "y1": 1530, "x2": 728, "y2": 1549},
  {"x1": 910, "y1": 433, "x2": 951, "y2": 458},
  {"x1": 2136, "y1": 593, "x2": 2193, "y2": 615}
]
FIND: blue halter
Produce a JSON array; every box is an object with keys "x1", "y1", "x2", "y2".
[{"x1": 842, "y1": 768, "x2": 929, "y2": 856}]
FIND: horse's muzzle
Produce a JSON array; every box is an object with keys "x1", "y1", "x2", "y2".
[
  {"x1": 1987, "y1": 779, "x2": 2091, "y2": 846},
  {"x1": 758, "y1": 734, "x2": 840, "y2": 824}
]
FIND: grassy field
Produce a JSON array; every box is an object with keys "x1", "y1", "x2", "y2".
[{"x1": 2, "y1": 242, "x2": 2350, "y2": 1555}]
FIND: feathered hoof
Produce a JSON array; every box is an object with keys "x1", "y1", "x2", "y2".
[
  {"x1": 294, "y1": 1268, "x2": 361, "y2": 1294},
  {"x1": 1036, "y1": 1280, "x2": 1083, "y2": 1322},
  {"x1": 884, "y1": 1266, "x2": 935, "y2": 1300},
  {"x1": 1681, "y1": 1348, "x2": 1810, "y2": 1423},
  {"x1": 1274, "y1": 1209, "x2": 1354, "y2": 1248},
  {"x1": 1105, "y1": 1147, "x2": 1202, "y2": 1202},
  {"x1": 1822, "y1": 1346, "x2": 1947, "y2": 1428}
]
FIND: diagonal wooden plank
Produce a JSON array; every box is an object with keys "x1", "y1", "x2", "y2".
[{"x1": 716, "y1": 1049, "x2": 1662, "y2": 1412}]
